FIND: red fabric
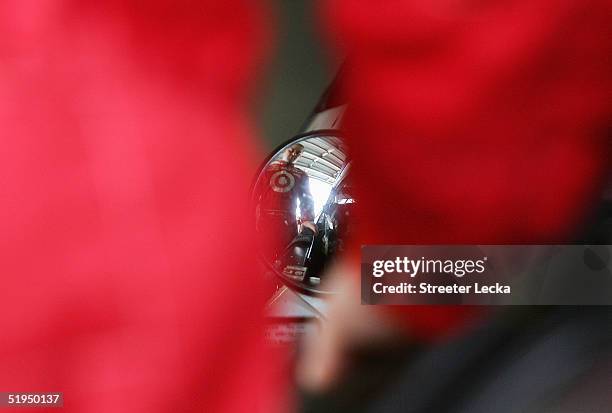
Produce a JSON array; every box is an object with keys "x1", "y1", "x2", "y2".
[
  {"x1": 323, "y1": 0, "x2": 612, "y2": 339},
  {"x1": 0, "y1": 1, "x2": 281, "y2": 412}
]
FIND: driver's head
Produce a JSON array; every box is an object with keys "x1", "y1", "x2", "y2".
[{"x1": 282, "y1": 143, "x2": 304, "y2": 164}]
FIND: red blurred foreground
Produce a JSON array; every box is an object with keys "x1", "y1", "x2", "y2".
[
  {"x1": 0, "y1": 1, "x2": 280, "y2": 412},
  {"x1": 322, "y1": 0, "x2": 612, "y2": 338}
]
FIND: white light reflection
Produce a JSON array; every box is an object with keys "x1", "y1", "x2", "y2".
[{"x1": 296, "y1": 179, "x2": 333, "y2": 220}]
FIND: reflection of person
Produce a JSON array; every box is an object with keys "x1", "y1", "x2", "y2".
[{"x1": 257, "y1": 143, "x2": 317, "y2": 261}]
